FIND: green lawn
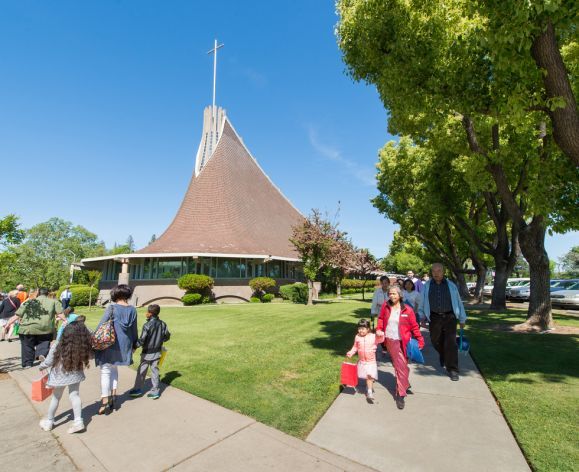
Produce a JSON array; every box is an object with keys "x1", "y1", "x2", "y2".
[
  {"x1": 75, "y1": 302, "x2": 579, "y2": 470},
  {"x1": 466, "y1": 309, "x2": 579, "y2": 472},
  {"x1": 76, "y1": 301, "x2": 369, "y2": 438}
]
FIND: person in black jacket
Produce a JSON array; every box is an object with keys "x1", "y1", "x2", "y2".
[
  {"x1": 128, "y1": 304, "x2": 170, "y2": 399},
  {"x1": 0, "y1": 290, "x2": 21, "y2": 341}
]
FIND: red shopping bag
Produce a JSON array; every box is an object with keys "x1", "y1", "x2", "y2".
[
  {"x1": 340, "y1": 362, "x2": 358, "y2": 387},
  {"x1": 31, "y1": 374, "x2": 52, "y2": 402}
]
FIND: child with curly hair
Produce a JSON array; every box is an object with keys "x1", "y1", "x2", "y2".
[{"x1": 38, "y1": 320, "x2": 93, "y2": 434}]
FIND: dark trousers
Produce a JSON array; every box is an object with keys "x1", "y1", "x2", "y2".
[
  {"x1": 19, "y1": 333, "x2": 53, "y2": 367},
  {"x1": 61, "y1": 298, "x2": 71, "y2": 310},
  {"x1": 429, "y1": 312, "x2": 458, "y2": 372}
]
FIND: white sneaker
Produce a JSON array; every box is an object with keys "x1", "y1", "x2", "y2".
[
  {"x1": 67, "y1": 421, "x2": 85, "y2": 434},
  {"x1": 39, "y1": 418, "x2": 53, "y2": 431}
]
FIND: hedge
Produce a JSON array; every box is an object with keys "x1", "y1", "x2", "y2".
[
  {"x1": 341, "y1": 279, "x2": 375, "y2": 289},
  {"x1": 182, "y1": 293, "x2": 202, "y2": 305},
  {"x1": 250, "y1": 297, "x2": 261, "y2": 303},
  {"x1": 58, "y1": 285, "x2": 99, "y2": 307},
  {"x1": 279, "y1": 283, "x2": 308, "y2": 304}
]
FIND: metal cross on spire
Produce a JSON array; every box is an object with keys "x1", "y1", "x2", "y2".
[{"x1": 207, "y1": 39, "x2": 224, "y2": 121}]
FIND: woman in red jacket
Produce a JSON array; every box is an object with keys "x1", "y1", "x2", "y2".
[{"x1": 376, "y1": 285, "x2": 424, "y2": 410}]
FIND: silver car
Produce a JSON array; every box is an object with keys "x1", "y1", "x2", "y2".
[{"x1": 550, "y1": 282, "x2": 579, "y2": 308}]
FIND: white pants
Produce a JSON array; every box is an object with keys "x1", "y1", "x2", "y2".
[
  {"x1": 48, "y1": 383, "x2": 82, "y2": 424},
  {"x1": 100, "y1": 363, "x2": 118, "y2": 398}
]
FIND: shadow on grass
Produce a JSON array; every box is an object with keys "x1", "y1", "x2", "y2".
[
  {"x1": 308, "y1": 320, "x2": 357, "y2": 356},
  {"x1": 161, "y1": 370, "x2": 182, "y2": 385},
  {"x1": 468, "y1": 326, "x2": 579, "y2": 382}
]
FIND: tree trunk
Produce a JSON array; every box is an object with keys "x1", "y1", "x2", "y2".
[
  {"x1": 531, "y1": 20, "x2": 579, "y2": 167},
  {"x1": 361, "y1": 280, "x2": 367, "y2": 300},
  {"x1": 491, "y1": 263, "x2": 509, "y2": 310},
  {"x1": 517, "y1": 217, "x2": 552, "y2": 329},
  {"x1": 337, "y1": 280, "x2": 342, "y2": 299},
  {"x1": 470, "y1": 251, "x2": 487, "y2": 303},
  {"x1": 450, "y1": 267, "x2": 470, "y2": 298},
  {"x1": 307, "y1": 279, "x2": 314, "y2": 306}
]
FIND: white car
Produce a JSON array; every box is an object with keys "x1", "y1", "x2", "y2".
[{"x1": 550, "y1": 282, "x2": 579, "y2": 308}]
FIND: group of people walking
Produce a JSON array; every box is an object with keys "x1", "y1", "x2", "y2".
[
  {"x1": 350, "y1": 263, "x2": 467, "y2": 409},
  {"x1": 5, "y1": 284, "x2": 170, "y2": 434}
]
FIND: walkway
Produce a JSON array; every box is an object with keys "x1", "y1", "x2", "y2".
[
  {"x1": 0, "y1": 341, "x2": 371, "y2": 472},
  {"x1": 307, "y1": 329, "x2": 530, "y2": 472}
]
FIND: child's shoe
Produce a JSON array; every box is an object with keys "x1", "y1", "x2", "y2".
[
  {"x1": 147, "y1": 392, "x2": 160, "y2": 400},
  {"x1": 128, "y1": 388, "x2": 143, "y2": 397},
  {"x1": 67, "y1": 421, "x2": 85, "y2": 434},
  {"x1": 39, "y1": 418, "x2": 53, "y2": 431},
  {"x1": 366, "y1": 389, "x2": 374, "y2": 402}
]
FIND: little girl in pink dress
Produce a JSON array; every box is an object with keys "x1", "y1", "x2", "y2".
[{"x1": 346, "y1": 319, "x2": 385, "y2": 401}]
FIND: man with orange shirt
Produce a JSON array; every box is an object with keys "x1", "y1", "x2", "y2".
[{"x1": 16, "y1": 284, "x2": 28, "y2": 304}]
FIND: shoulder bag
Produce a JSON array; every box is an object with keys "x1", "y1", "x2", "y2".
[{"x1": 91, "y1": 305, "x2": 116, "y2": 350}]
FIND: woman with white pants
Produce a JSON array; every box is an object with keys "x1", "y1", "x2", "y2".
[{"x1": 94, "y1": 285, "x2": 138, "y2": 415}]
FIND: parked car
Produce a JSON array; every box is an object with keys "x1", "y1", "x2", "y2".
[
  {"x1": 550, "y1": 282, "x2": 579, "y2": 308},
  {"x1": 506, "y1": 280, "x2": 530, "y2": 300},
  {"x1": 482, "y1": 285, "x2": 494, "y2": 297},
  {"x1": 510, "y1": 284, "x2": 532, "y2": 302},
  {"x1": 550, "y1": 279, "x2": 579, "y2": 293}
]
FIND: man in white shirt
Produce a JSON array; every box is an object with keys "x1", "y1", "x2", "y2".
[
  {"x1": 371, "y1": 276, "x2": 390, "y2": 327},
  {"x1": 60, "y1": 286, "x2": 72, "y2": 310}
]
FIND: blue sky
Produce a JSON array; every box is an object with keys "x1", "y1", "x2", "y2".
[{"x1": 0, "y1": 0, "x2": 576, "y2": 262}]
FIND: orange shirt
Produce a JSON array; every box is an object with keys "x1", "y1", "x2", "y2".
[{"x1": 16, "y1": 291, "x2": 28, "y2": 304}]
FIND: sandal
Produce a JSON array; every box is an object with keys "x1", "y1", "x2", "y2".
[{"x1": 98, "y1": 397, "x2": 111, "y2": 415}]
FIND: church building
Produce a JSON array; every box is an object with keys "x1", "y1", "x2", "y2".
[{"x1": 81, "y1": 106, "x2": 304, "y2": 305}]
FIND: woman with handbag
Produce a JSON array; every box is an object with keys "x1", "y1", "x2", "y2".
[
  {"x1": 376, "y1": 285, "x2": 424, "y2": 410},
  {"x1": 94, "y1": 284, "x2": 138, "y2": 415}
]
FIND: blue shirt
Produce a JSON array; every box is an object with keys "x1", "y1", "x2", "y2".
[{"x1": 94, "y1": 304, "x2": 138, "y2": 366}]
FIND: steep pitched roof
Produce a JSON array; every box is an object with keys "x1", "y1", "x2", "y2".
[{"x1": 137, "y1": 113, "x2": 303, "y2": 259}]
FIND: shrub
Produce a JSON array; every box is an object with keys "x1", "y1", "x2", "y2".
[
  {"x1": 201, "y1": 295, "x2": 212, "y2": 304},
  {"x1": 58, "y1": 285, "x2": 99, "y2": 307},
  {"x1": 341, "y1": 278, "x2": 373, "y2": 289},
  {"x1": 182, "y1": 293, "x2": 202, "y2": 305},
  {"x1": 249, "y1": 277, "x2": 276, "y2": 295},
  {"x1": 261, "y1": 293, "x2": 275, "y2": 303},
  {"x1": 279, "y1": 283, "x2": 308, "y2": 304},
  {"x1": 250, "y1": 297, "x2": 261, "y2": 303},
  {"x1": 178, "y1": 274, "x2": 214, "y2": 294},
  {"x1": 279, "y1": 284, "x2": 293, "y2": 300}
]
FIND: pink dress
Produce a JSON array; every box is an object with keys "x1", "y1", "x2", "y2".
[{"x1": 347, "y1": 332, "x2": 385, "y2": 380}]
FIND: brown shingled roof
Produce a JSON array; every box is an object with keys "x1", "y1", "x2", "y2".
[{"x1": 137, "y1": 116, "x2": 303, "y2": 259}]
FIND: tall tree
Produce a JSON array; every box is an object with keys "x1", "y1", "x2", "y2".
[
  {"x1": 559, "y1": 246, "x2": 579, "y2": 277},
  {"x1": 337, "y1": 0, "x2": 579, "y2": 328},
  {"x1": 3, "y1": 218, "x2": 105, "y2": 290}
]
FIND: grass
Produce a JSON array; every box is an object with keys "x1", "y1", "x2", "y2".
[
  {"x1": 75, "y1": 300, "x2": 370, "y2": 438},
  {"x1": 466, "y1": 308, "x2": 579, "y2": 472},
  {"x1": 75, "y1": 302, "x2": 579, "y2": 470}
]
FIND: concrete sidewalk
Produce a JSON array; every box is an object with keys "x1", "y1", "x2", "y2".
[
  {"x1": 307, "y1": 329, "x2": 530, "y2": 472},
  {"x1": 0, "y1": 340, "x2": 373, "y2": 472}
]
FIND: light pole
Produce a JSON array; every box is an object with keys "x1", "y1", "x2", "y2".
[{"x1": 63, "y1": 249, "x2": 77, "y2": 284}]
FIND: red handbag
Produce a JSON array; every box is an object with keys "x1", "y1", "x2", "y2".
[
  {"x1": 31, "y1": 374, "x2": 52, "y2": 402},
  {"x1": 340, "y1": 361, "x2": 358, "y2": 387}
]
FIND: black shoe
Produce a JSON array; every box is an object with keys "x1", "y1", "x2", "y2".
[
  {"x1": 439, "y1": 356, "x2": 445, "y2": 367},
  {"x1": 395, "y1": 394, "x2": 405, "y2": 410},
  {"x1": 406, "y1": 385, "x2": 413, "y2": 395},
  {"x1": 449, "y1": 371, "x2": 459, "y2": 381}
]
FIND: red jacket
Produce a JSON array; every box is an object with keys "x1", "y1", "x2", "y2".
[{"x1": 377, "y1": 302, "x2": 424, "y2": 357}]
